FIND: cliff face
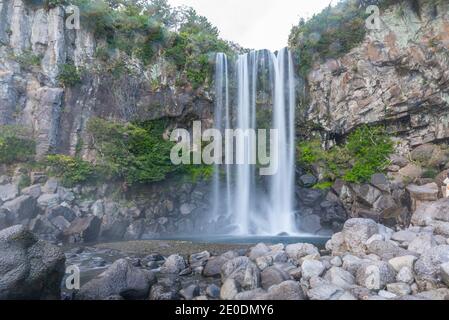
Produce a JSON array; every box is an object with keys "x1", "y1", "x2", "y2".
[
  {"x1": 304, "y1": 0, "x2": 449, "y2": 151},
  {"x1": 0, "y1": 0, "x2": 213, "y2": 158}
]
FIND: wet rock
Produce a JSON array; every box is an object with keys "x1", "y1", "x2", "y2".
[
  {"x1": 0, "y1": 225, "x2": 65, "y2": 299},
  {"x1": 221, "y1": 257, "x2": 260, "y2": 290},
  {"x1": 160, "y1": 254, "x2": 187, "y2": 274},
  {"x1": 260, "y1": 266, "x2": 291, "y2": 290},
  {"x1": 63, "y1": 216, "x2": 101, "y2": 243},
  {"x1": 299, "y1": 174, "x2": 317, "y2": 188},
  {"x1": 77, "y1": 259, "x2": 156, "y2": 300}
]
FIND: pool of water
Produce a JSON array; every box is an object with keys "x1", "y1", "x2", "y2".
[{"x1": 151, "y1": 235, "x2": 330, "y2": 247}]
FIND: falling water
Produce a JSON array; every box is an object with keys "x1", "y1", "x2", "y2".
[{"x1": 212, "y1": 48, "x2": 297, "y2": 235}]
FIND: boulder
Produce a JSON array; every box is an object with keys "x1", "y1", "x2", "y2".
[
  {"x1": 77, "y1": 259, "x2": 156, "y2": 300},
  {"x1": 412, "y1": 198, "x2": 449, "y2": 237},
  {"x1": 392, "y1": 230, "x2": 418, "y2": 243},
  {"x1": 220, "y1": 278, "x2": 240, "y2": 300},
  {"x1": 408, "y1": 233, "x2": 437, "y2": 255},
  {"x1": 2, "y1": 195, "x2": 37, "y2": 222},
  {"x1": 388, "y1": 255, "x2": 418, "y2": 272},
  {"x1": 343, "y1": 218, "x2": 379, "y2": 255},
  {"x1": 203, "y1": 256, "x2": 229, "y2": 278},
  {"x1": 324, "y1": 267, "x2": 355, "y2": 289},
  {"x1": 179, "y1": 284, "x2": 200, "y2": 300},
  {"x1": 396, "y1": 267, "x2": 415, "y2": 284},
  {"x1": 356, "y1": 261, "x2": 396, "y2": 290},
  {"x1": 221, "y1": 257, "x2": 260, "y2": 290},
  {"x1": 21, "y1": 185, "x2": 42, "y2": 199},
  {"x1": 42, "y1": 178, "x2": 58, "y2": 194},
  {"x1": 414, "y1": 245, "x2": 449, "y2": 285},
  {"x1": 189, "y1": 251, "x2": 211, "y2": 268},
  {"x1": 398, "y1": 164, "x2": 423, "y2": 180},
  {"x1": 415, "y1": 289, "x2": 449, "y2": 300},
  {"x1": 160, "y1": 254, "x2": 187, "y2": 274},
  {"x1": 206, "y1": 284, "x2": 221, "y2": 299},
  {"x1": 47, "y1": 205, "x2": 76, "y2": 222},
  {"x1": 367, "y1": 240, "x2": 416, "y2": 260},
  {"x1": 440, "y1": 262, "x2": 449, "y2": 287},
  {"x1": 299, "y1": 174, "x2": 317, "y2": 188},
  {"x1": 234, "y1": 288, "x2": 266, "y2": 300},
  {"x1": 63, "y1": 215, "x2": 101, "y2": 243},
  {"x1": 307, "y1": 284, "x2": 345, "y2": 300},
  {"x1": 387, "y1": 283, "x2": 412, "y2": 296},
  {"x1": 37, "y1": 193, "x2": 60, "y2": 208},
  {"x1": 249, "y1": 243, "x2": 270, "y2": 260},
  {"x1": 260, "y1": 266, "x2": 291, "y2": 290},
  {"x1": 285, "y1": 243, "x2": 319, "y2": 265},
  {"x1": 0, "y1": 184, "x2": 19, "y2": 202},
  {"x1": 0, "y1": 225, "x2": 65, "y2": 299},
  {"x1": 260, "y1": 280, "x2": 305, "y2": 300},
  {"x1": 301, "y1": 259, "x2": 325, "y2": 280}
]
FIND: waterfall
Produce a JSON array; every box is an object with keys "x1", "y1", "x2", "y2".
[{"x1": 212, "y1": 48, "x2": 297, "y2": 235}]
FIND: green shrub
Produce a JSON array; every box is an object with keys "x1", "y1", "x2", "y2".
[
  {"x1": 87, "y1": 117, "x2": 181, "y2": 185},
  {"x1": 46, "y1": 154, "x2": 95, "y2": 187},
  {"x1": 58, "y1": 62, "x2": 82, "y2": 87},
  {"x1": 14, "y1": 50, "x2": 42, "y2": 69},
  {"x1": 298, "y1": 125, "x2": 394, "y2": 184},
  {"x1": 0, "y1": 126, "x2": 36, "y2": 164},
  {"x1": 422, "y1": 168, "x2": 438, "y2": 179},
  {"x1": 289, "y1": 1, "x2": 368, "y2": 76},
  {"x1": 313, "y1": 181, "x2": 333, "y2": 190}
]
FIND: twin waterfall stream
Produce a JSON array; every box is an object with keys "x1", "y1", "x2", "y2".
[{"x1": 212, "y1": 48, "x2": 297, "y2": 236}]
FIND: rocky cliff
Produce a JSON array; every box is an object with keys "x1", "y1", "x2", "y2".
[
  {"x1": 0, "y1": 0, "x2": 213, "y2": 159},
  {"x1": 303, "y1": 0, "x2": 449, "y2": 151}
]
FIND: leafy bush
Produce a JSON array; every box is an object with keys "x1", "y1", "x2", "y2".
[
  {"x1": 0, "y1": 126, "x2": 36, "y2": 164},
  {"x1": 87, "y1": 117, "x2": 181, "y2": 185},
  {"x1": 298, "y1": 125, "x2": 394, "y2": 184},
  {"x1": 289, "y1": 1, "x2": 368, "y2": 76},
  {"x1": 46, "y1": 154, "x2": 95, "y2": 187},
  {"x1": 58, "y1": 62, "x2": 82, "y2": 87},
  {"x1": 13, "y1": 50, "x2": 42, "y2": 69}
]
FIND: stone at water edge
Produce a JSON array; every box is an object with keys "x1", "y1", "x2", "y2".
[
  {"x1": 203, "y1": 255, "x2": 229, "y2": 278},
  {"x1": 260, "y1": 266, "x2": 291, "y2": 290},
  {"x1": 160, "y1": 254, "x2": 187, "y2": 274},
  {"x1": 221, "y1": 257, "x2": 260, "y2": 291},
  {"x1": 301, "y1": 259, "x2": 325, "y2": 280},
  {"x1": 0, "y1": 225, "x2": 65, "y2": 300},
  {"x1": 285, "y1": 243, "x2": 319, "y2": 265},
  {"x1": 77, "y1": 259, "x2": 156, "y2": 300}
]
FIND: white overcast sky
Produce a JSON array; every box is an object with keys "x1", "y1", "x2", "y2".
[{"x1": 167, "y1": 0, "x2": 336, "y2": 51}]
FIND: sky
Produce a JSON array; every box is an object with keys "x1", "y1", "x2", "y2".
[{"x1": 167, "y1": 0, "x2": 336, "y2": 51}]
